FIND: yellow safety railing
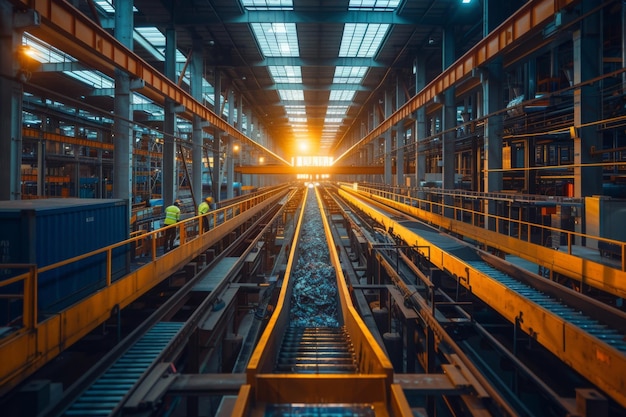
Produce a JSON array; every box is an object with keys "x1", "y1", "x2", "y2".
[
  {"x1": 0, "y1": 265, "x2": 37, "y2": 333},
  {"x1": 339, "y1": 182, "x2": 626, "y2": 299}
]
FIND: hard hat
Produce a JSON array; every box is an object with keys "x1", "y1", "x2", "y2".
[
  {"x1": 174, "y1": 199, "x2": 181, "y2": 206},
  {"x1": 206, "y1": 196, "x2": 214, "y2": 203}
]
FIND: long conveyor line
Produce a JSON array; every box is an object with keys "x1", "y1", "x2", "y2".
[
  {"x1": 237, "y1": 186, "x2": 410, "y2": 416},
  {"x1": 274, "y1": 187, "x2": 358, "y2": 375},
  {"x1": 339, "y1": 186, "x2": 626, "y2": 409},
  {"x1": 63, "y1": 322, "x2": 184, "y2": 416},
  {"x1": 467, "y1": 261, "x2": 626, "y2": 352}
]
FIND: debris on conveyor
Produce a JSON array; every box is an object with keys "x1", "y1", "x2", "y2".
[{"x1": 289, "y1": 188, "x2": 339, "y2": 328}]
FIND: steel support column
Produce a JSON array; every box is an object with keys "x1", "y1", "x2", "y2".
[
  {"x1": 112, "y1": 0, "x2": 133, "y2": 212},
  {"x1": 482, "y1": 58, "x2": 504, "y2": 229},
  {"x1": 163, "y1": 27, "x2": 177, "y2": 206},
  {"x1": 443, "y1": 26, "x2": 457, "y2": 219},
  {"x1": 384, "y1": 89, "x2": 393, "y2": 185},
  {"x1": 573, "y1": 0, "x2": 603, "y2": 198},
  {"x1": 0, "y1": 1, "x2": 25, "y2": 200},
  {"x1": 226, "y1": 88, "x2": 235, "y2": 200},
  {"x1": 442, "y1": 26, "x2": 456, "y2": 192},
  {"x1": 191, "y1": 39, "x2": 204, "y2": 206},
  {"x1": 395, "y1": 74, "x2": 406, "y2": 186},
  {"x1": 213, "y1": 69, "x2": 222, "y2": 200},
  {"x1": 415, "y1": 57, "x2": 427, "y2": 190}
]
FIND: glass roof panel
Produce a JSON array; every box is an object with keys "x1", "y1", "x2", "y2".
[
  {"x1": 333, "y1": 66, "x2": 367, "y2": 84},
  {"x1": 93, "y1": 0, "x2": 137, "y2": 13},
  {"x1": 241, "y1": 0, "x2": 293, "y2": 10},
  {"x1": 251, "y1": 23, "x2": 299, "y2": 57},
  {"x1": 329, "y1": 90, "x2": 356, "y2": 101},
  {"x1": 269, "y1": 66, "x2": 302, "y2": 83},
  {"x1": 348, "y1": 0, "x2": 400, "y2": 11},
  {"x1": 135, "y1": 27, "x2": 187, "y2": 62},
  {"x1": 279, "y1": 90, "x2": 305, "y2": 101},
  {"x1": 339, "y1": 23, "x2": 389, "y2": 58},
  {"x1": 285, "y1": 105, "x2": 306, "y2": 115},
  {"x1": 64, "y1": 70, "x2": 114, "y2": 89},
  {"x1": 326, "y1": 105, "x2": 349, "y2": 115}
]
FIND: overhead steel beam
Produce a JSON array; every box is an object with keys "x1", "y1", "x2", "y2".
[
  {"x1": 333, "y1": 0, "x2": 581, "y2": 163},
  {"x1": 12, "y1": 0, "x2": 290, "y2": 166},
  {"x1": 134, "y1": 10, "x2": 422, "y2": 27},
  {"x1": 256, "y1": 56, "x2": 384, "y2": 67},
  {"x1": 236, "y1": 165, "x2": 384, "y2": 175}
]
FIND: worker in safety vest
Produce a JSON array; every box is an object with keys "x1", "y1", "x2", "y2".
[
  {"x1": 163, "y1": 199, "x2": 181, "y2": 252},
  {"x1": 198, "y1": 196, "x2": 213, "y2": 232}
]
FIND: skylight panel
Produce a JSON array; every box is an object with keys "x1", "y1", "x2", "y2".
[
  {"x1": 241, "y1": 0, "x2": 293, "y2": 10},
  {"x1": 348, "y1": 0, "x2": 400, "y2": 11},
  {"x1": 93, "y1": 0, "x2": 138, "y2": 13},
  {"x1": 135, "y1": 27, "x2": 165, "y2": 47},
  {"x1": 289, "y1": 117, "x2": 307, "y2": 123},
  {"x1": 251, "y1": 23, "x2": 299, "y2": 57},
  {"x1": 333, "y1": 66, "x2": 367, "y2": 84},
  {"x1": 329, "y1": 90, "x2": 356, "y2": 101},
  {"x1": 325, "y1": 117, "x2": 344, "y2": 124},
  {"x1": 285, "y1": 105, "x2": 306, "y2": 115},
  {"x1": 65, "y1": 70, "x2": 114, "y2": 89},
  {"x1": 279, "y1": 90, "x2": 304, "y2": 101},
  {"x1": 339, "y1": 23, "x2": 389, "y2": 58},
  {"x1": 23, "y1": 33, "x2": 71, "y2": 63},
  {"x1": 269, "y1": 66, "x2": 302, "y2": 83},
  {"x1": 326, "y1": 105, "x2": 349, "y2": 115}
]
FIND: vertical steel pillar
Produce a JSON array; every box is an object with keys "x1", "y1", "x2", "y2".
[
  {"x1": 113, "y1": 0, "x2": 133, "y2": 213},
  {"x1": 0, "y1": 1, "x2": 27, "y2": 200},
  {"x1": 442, "y1": 27, "x2": 456, "y2": 193},
  {"x1": 213, "y1": 69, "x2": 222, "y2": 202},
  {"x1": 573, "y1": 0, "x2": 603, "y2": 198},
  {"x1": 482, "y1": 59, "x2": 504, "y2": 229},
  {"x1": 384, "y1": 89, "x2": 393, "y2": 185},
  {"x1": 37, "y1": 140, "x2": 45, "y2": 197},
  {"x1": 395, "y1": 74, "x2": 406, "y2": 187},
  {"x1": 236, "y1": 94, "x2": 243, "y2": 185},
  {"x1": 226, "y1": 88, "x2": 235, "y2": 199},
  {"x1": 191, "y1": 39, "x2": 204, "y2": 205},
  {"x1": 163, "y1": 27, "x2": 177, "y2": 207},
  {"x1": 442, "y1": 27, "x2": 456, "y2": 219},
  {"x1": 415, "y1": 58, "x2": 427, "y2": 189}
]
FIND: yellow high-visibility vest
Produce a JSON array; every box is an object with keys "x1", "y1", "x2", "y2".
[{"x1": 164, "y1": 205, "x2": 180, "y2": 225}]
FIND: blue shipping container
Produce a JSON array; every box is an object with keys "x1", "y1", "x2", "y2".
[{"x1": 0, "y1": 198, "x2": 129, "y2": 316}]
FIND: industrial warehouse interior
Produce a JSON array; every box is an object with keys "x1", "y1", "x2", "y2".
[{"x1": 1, "y1": 0, "x2": 625, "y2": 416}]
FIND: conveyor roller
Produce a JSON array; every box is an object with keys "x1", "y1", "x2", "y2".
[
  {"x1": 63, "y1": 321, "x2": 184, "y2": 416},
  {"x1": 276, "y1": 326, "x2": 358, "y2": 373}
]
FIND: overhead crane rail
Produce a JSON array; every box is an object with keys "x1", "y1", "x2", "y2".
[{"x1": 338, "y1": 185, "x2": 626, "y2": 410}]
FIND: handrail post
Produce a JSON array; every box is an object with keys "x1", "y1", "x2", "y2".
[
  {"x1": 567, "y1": 233, "x2": 572, "y2": 255},
  {"x1": 151, "y1": 231, "x2": 157, "y2": 261},
  {"x1": 106, "y1": 248, "x2": 112, "y2": 286},
  {"x1": 24, "y1": 265, "x2": 38, "y2": 330}
]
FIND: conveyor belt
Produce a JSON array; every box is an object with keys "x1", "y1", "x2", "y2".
[
  {"x1": 467, "y1": 261, "x2": 626, "y2": 352},
  {"x1": 339, "y1": 187, "x2": 626, "y2": 408},
  {"x1": 63, "y1": 322, "x2": 184, "y2": 416},
  {"x1": 276, "y1": 326, "x2": 358, "y2": 373}
]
